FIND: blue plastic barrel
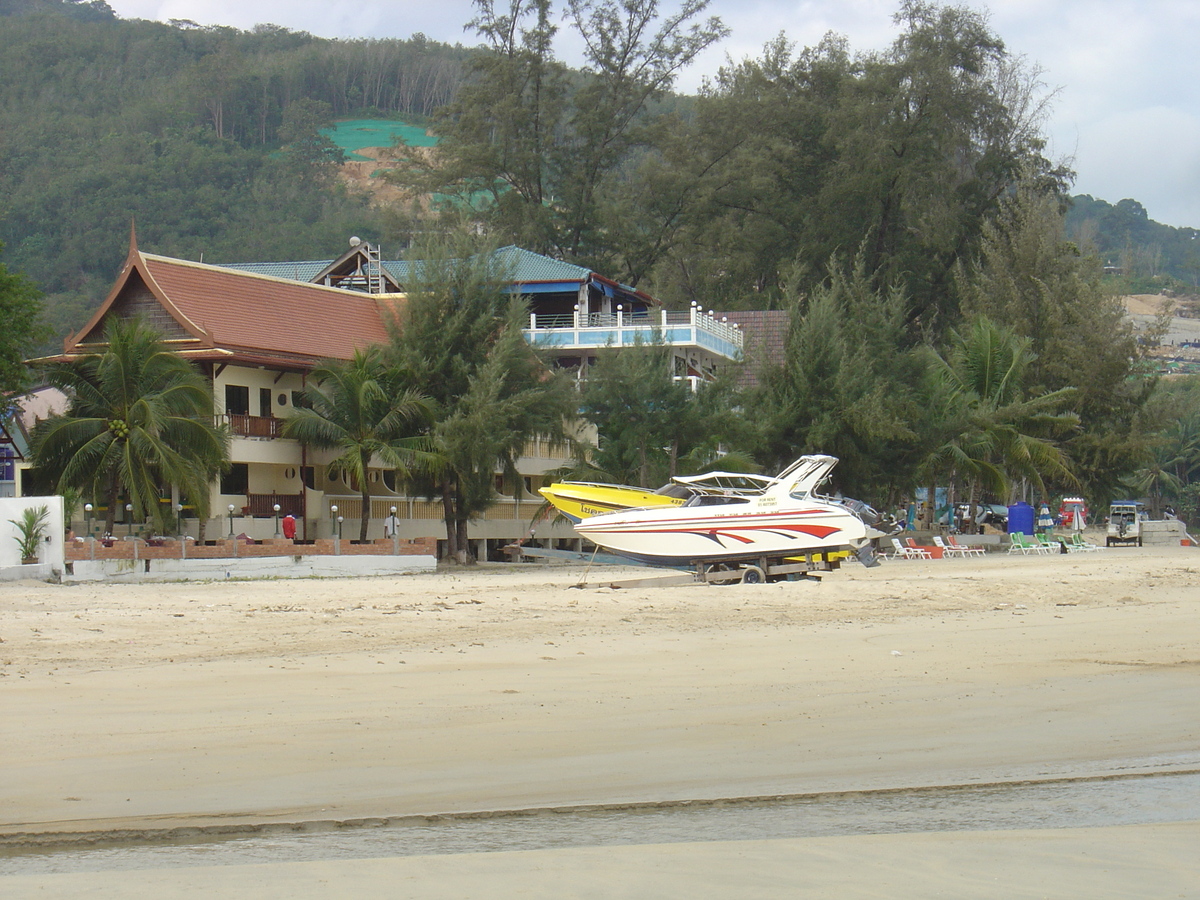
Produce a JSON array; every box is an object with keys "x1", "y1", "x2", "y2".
[{"x1": 1007, "y1": 501, "x2": 1035, "y2": 535}]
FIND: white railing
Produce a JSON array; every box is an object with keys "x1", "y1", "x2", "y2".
[{"x1": 525, "y1": 302, "x2": 743, "y2": 356}]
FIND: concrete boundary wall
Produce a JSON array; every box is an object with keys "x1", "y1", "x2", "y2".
[
  {"x1": 64, "y1": 536, "x2": 436, "y2": 562},
  {"x1": 0, "y1": 562, "x2": 58, "y2": 583},
  {"x1": 63, "y1": 553, "x2": 437, "y2": 583},
  {"x1": 1140, "y1": 519, "x2": 1190, "y2": 544}
]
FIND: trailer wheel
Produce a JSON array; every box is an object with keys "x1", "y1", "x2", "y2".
[{"x1": 740, "y1": 565, "x2": 765, "y2": 584}]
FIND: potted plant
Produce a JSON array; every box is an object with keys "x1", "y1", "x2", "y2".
[{"x1": 9, "y1": 504, "x2": 50, "y2": 565}]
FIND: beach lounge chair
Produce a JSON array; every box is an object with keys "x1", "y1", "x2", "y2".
[
  {"x1": 946, "y1": 534, "x2": 986, "y2": 557},
  {"x1": 932, "y1": 535, "x2": 967, "y2": 558},
  {"x1": 890, "y1": 537, "x2": 928, "y2": 560},
  {"x1": 904, "y1": 537, "x2": 935, "y2": 559},
  {"x1": 1007, "y1": 532, "x2": 1043, "y2": 555},
  {"x1": 1012, "y1": 532, "x2": 1051, "y2": 554},
  {"x1": 1068, "y1": 532, "x2": 1101, "y2": 552},
  {"x1": 1024, "y1": 533, "x2": 1053, "y2": 555},
  {"x1": 1034, "y1": 533, "x2": 1064, "y2": 554}
]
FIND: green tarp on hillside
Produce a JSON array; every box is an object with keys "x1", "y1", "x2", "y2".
[{"x1": 322, "y1": 119, "x2": 438, "y2": 160}]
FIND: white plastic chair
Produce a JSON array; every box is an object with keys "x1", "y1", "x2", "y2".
[
  {"x1": 933, "y1": 535, "x2": 967, "y2": 558},
  {"x1": 947, "y1": 534, "x2": 986, "y2": 557}
]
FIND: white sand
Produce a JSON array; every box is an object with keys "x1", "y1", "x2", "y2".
[{"x1": 2, "y1": 547, "x2": 1198, "y2": 895}]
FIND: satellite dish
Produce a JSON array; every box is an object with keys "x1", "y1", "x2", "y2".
[{"x1": 349, "y1": 236, "x2": 362, "y2": 247}]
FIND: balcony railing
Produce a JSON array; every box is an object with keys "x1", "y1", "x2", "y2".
[
  {"x1": 523, "y1": 303, "x2": 743, "y2": 360},
  {"x1": 225, "y1": 414, "x2": 284, "y2": 439},
  {"x1": 244, "y1": 493, "x2": 304, "y2": 517}
]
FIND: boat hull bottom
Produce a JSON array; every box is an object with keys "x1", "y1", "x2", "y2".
[{"x1": 587, "y1": 544, "x2": 855, "y2": 570}]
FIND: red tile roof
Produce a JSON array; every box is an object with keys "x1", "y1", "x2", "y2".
[
  {"x1": 139, "y1": 254, "x2": 389, "y2": 363},
  {"x1": 65, "y1": 242, "x2": 392, "y2": 369}
]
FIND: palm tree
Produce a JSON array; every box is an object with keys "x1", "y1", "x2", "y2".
[
  {"x1": 30, "y1": 317, "x2": 229, "y2": 535},
  {"x1": 920, "y1": 317, "x2": 1078, "y2": 527},
  {"x1": 1129, "y1": 442, "x2": 1187, "y2": 519},
  {"x1": 282, "y1": 347, "x2": 432, "y2": 542}
]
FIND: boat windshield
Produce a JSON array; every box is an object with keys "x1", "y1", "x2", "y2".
[
  {"x1": 654, "y1": 484, "x2": 694, "y2": 499},
  {"x1": 682, "y1": 494, "x2": 751, "y2": 507}
]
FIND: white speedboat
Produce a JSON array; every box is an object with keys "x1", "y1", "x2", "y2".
[{"x1": 573, "y1": 455, "x2": 872, "y2": 567}]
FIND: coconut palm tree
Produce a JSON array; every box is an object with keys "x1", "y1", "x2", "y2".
[
  {"x1": 919, "y1": 317, "x2": 1079, "y2": 526},
  {"x1": 30, "y1": 317, "x2": 229, "y2": 535},
  {"x1": 282, "y1": 347, "x2": 432, "y2": 542},
  {"x1": 1129, "y1": 443, "x2": 1187, "y2": 519}
]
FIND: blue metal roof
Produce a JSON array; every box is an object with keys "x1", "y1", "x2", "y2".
[
  {"x1": 219, "y1": 247, "x2": 597, "y2": 288},
  {"x1": 492, "y1": 246, "x2": 593, "y2": 284},
  {"x1": 219, "y1": 261, "x2": 330, "y2": 282}
]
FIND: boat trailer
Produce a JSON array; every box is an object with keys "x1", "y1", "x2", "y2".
[{"x1": 506, "y1": 543, "x2": 874, "y2": 588}]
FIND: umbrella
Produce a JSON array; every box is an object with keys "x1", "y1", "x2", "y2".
[{"x1": 1037, "y1": 504, "x2": 1053, "y2": 532}]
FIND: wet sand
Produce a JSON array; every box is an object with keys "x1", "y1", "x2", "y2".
[{"x1": 2, "y1": 546, "x2": 1198, "y2": 895}]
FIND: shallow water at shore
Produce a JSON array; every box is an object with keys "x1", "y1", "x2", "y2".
[{"x1": 5, "y1": 770, "x2": 1199, "y2": 876}]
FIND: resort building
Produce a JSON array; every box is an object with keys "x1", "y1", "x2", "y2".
[
  {"x1": 36, "y1": 233, "x2": 744, "y2": 559},
  {"x1": 0, "y1": 415, "x2": 25, "y2": 500}
]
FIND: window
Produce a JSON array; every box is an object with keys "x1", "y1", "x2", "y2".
[
  {"x1": 221, "y1": 463, "x2": 248, "y2": 495},
  {"x1": 225, "y1": 385, "x2": 249, "y2": 416},
  {"x1": 259, "y1": 388, "x2": 272, "y2": 418},
  {"x1": 277, "y1": 392, "x2": 288, "y2": 407},
  {"x1": 291, "y1": 390, "x2": 311, "y2": 409}
]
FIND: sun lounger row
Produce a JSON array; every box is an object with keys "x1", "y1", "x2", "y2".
[
  {"x1": 885, "y1": 531, "x2": 1101, "y2": 561},
  {"x1": 1008, "y1": 532, "x2": 1101, "y2": 554},
  {"x1": 887, "y1": 535, "x2": 984, "y2": 560},
  {"x1": 933, "y1": 535, "x2": 985, "y2": 558}
]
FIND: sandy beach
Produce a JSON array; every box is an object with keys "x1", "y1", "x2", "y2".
[{"x1": 2, "y1": 546, "x2": 1199, "y2": 896}]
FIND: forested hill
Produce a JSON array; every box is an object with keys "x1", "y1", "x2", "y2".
[
  {"x1": 0, "y1": 0, "x2": 115, "y2": 22},
  {"x1": 1065, "y1": 196, "x2": 1200, "y2": 293},
  {"x1": 0, "y1": 4, "x2": 471, "y2": 345},
  {"x1": 4, "y1": 0, "x2": 1197, "y2": 356}
]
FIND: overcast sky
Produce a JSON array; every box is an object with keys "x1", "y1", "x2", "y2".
[{"x1": 104, "y1": 0, "x2": 1200, "y2": 228}]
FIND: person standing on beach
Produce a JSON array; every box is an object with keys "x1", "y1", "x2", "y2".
[{"x1": 384, "y1": 512, "x2": 401, "y2": 539}]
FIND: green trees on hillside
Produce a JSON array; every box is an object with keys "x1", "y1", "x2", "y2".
[
  {"x1": 1066, "y1": 195, "x2": 1200, "y2": 289},
  {"x1": 654, "y1": 1, "x2": 1066, "y2": 330},
  {"x1": 0, "y1": 244, "x2": 44, "y2": 398},
  {"x1": 0, "y1": 12, "x2": 472, "y2": 348},
  {"x1": 396, "y1": 0, "x2": 727, "y2": 276}
]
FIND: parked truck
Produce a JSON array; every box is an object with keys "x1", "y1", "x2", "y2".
[{"x1": 1106, "y1": 501, "x2": 1144, "y2": 547}]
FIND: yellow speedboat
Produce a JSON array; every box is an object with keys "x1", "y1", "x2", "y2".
[
  {"x1": 538, "y1": 481, "x2": 688, "y2": 522},
  {"x1": 540, "y1": 471, "x2": 777, "y2": 523}
]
